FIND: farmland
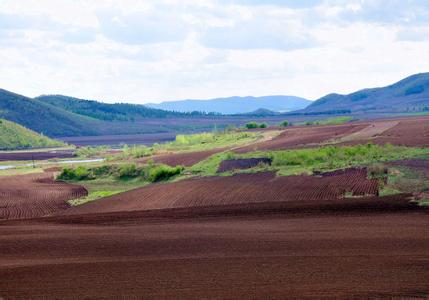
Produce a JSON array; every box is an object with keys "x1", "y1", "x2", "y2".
[{"x1": 0, "y1": 115, "x2": 428, "y2": 298}]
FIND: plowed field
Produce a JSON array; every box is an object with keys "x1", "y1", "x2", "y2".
[
  {"x1": 141, "y1": 148, "x2": 225, "y2": 167},
  {"x1": 373, "y1": 116, "x2": 429, "y2": 147},
  {"x1": 234, "y1": 123, "x2": 366, "y2": 152},
  {"x1": 0, "y1": 198, "x2": 427, "y2": 299},
  {"x1": 62, "y1": 169, "x2": 379, "y2": 216},
  {"x1": 0, "y1": 172, "x2": 87, "y2": 220},
  {"x1": 0, "y1": 150, "x2": 75, "y2": 161}
]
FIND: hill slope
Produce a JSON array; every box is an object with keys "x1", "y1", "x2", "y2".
[
  {"x1": 0, "y1": 119, "x2": 65, "y2": 150},
  {"x1": 147, "y1": 95, "x2": 311, "y2": 114},
  {"x1": 36, "y1": 95, "x2": 210, "y2": 121},
  {"x1": 0, "y1": 89, "x2": 102, "y2": 137},
  {"x1": 305, "y1": 73, "x2": 429, "y2": 114}
]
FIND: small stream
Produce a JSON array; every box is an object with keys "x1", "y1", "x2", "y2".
[{"x1": 0, "y1": 158, "x2": 104, "y2": 171}]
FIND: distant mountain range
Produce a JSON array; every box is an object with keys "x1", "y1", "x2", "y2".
[
  {"x1": 147, "y1": 96, "x2": 311, "y2": 114},
  {"x1": 304, "y1": 72, "x2": 429, "y2": 114}
]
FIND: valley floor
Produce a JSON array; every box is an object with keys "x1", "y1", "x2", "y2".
[{"x1": 1, "y1": 115, "x2": 429, "y2": 298}]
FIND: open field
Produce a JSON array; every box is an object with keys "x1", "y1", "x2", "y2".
[
  {"x1": 0, "y1": 150, "x2": 75, "y2": 161},
  {"x1": 0, "y1": 171, "x2": 87, "y2": 220},
  {"x1": 0, "y1": 200, "x2": 427, "y2": 298},
  {"x1": 0, "y1": 115, "x2": 429, "y2": 298}
]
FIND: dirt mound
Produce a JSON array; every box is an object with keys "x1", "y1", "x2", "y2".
[
  {"x1": 0, "y1": 150, "x2": 75, "y2": 162},
  {"x1": 217, "y1": 157, "x2": 272, "y2": 173},
  {"x1": 234, "y1": 123, "x2": 366, "y2": 153},
  {"x1": 62, "y1": 169, "x2": 380, "y2": 216},
  {"x1": 141, "y1": 148, "x2": 225, "y2": 167},
  {"x1": 0, "y1": 172, "x2": 87, "y2": 220}
]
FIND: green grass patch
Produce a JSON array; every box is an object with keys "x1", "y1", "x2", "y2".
[
  {"x1": 0, "y1": 118, "x2": 65, "y2": 150},
  {"x1": 190, "y1": 143, "x2": 429, "y2": 177},
  {"x1": 66, "y1": 177, "x2": 149, "y2": 206},
  {"x1": 119, "y1": 130, "x2": 262, "y2": 159},
  {"x1": 295, "y1": 116, "x2": 354, "y2": 126},
  {"x1": 380, "y1": 166, "x2": 429, "y2": 195}
]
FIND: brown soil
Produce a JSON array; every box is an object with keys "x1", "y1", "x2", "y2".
[
  {"x1": 0, "y1": 199, "x2": 427, "y2": 299},
  {"x1": 217, "y1": 157, "x2": 272, "y2": 173},
  {"x1": 234, "y1": 123, "x2": 366, "y2": 153},
  {"x1": 0, "y1": 150, "x2": 75, "y2": 161},
  {"x1": 141, "y1": 148, "x2": 225, "y2": 167},
  {"x1": 372, "y1": 116, "x2": 429, "y2": 147},
  {"x1": 0, "y1": 172, "x2": 87, "y2": 220},
  {"x1": 61, "y1": 169, "x2": 379, "y2": 216}
]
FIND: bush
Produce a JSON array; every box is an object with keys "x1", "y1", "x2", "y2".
[
  {"x1": 117, "y1": 164, "x2": 138, "y2": 179},
  {"x1": 259, "y1": 123, "x2": 267, "y2": 128},
  {"x1": 58, "y1": 166, "x2": 92, "y2": 180},
  {"x1": 122, "y1": 145, "x2": 153, "y2": 158},
  {"x1": 245, "y1": 122, "x2": 259, "y2": 129},
  {"x1": 280, "y1": 120, "x2": 289, "y2": 127},
  {"x1": 148, "y1": 165, "x2": 184, "y2": 182}
]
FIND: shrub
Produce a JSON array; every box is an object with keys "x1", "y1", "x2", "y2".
[
  {"x1": 280, "y1": 120, "x2": 289, "y2": 127},
  {"x1": 122, "y1": 145, "x2": 153, "y2": 158},
  {"x1": 117, "y1": 164, "x2": 138, "y2": 179},
  {"x1": 245, "y1": 122, "x2": 259, "y2": 129},
  {"x1": 148, "y1": 165, "x2": 184, "y2": 182},
  {"x1": 259, "y1": 123, "x2": 267, "y2": 128}
]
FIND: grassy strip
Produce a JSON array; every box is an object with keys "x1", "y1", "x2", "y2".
[
  {"x1": 295, "y1": 116, "x2": 353, "y2": 126},
  {"x1": 119, "y1": 130, "x2": 262, "y2": 159},
  {"x1": 67, "y1": 177, "x2": 149, "y2": 206},
  {"x1": 379, "y1": 166, "x2": 429, "y2": 197},
  {"x1": 190, "y1": 144, "x2": 429, "y2": 177}
]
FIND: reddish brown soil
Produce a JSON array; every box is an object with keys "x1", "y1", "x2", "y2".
[
  {"x1": 142, "y1": 148, "x2": 225, "y2": 167},
  {"x1": 0, "y1": 199, "x2": 427, "y2": 299},
  {"x1": 0, "y1": 172, "x2": 87, "y2": 220},
  {"x1": 0, "y1": 150, "x2": 75, "y2": 161},
  {"x1": 62, "y1": 169, "x2": 379, "y2": 216},
  {"x1": 235, "y1": 123, "x2": 366, "y2": 153},
  {"x1": 218, "y1": 157, "x2": 272, "y2": 173},
  {"x1": 368, "y1": 116, "x2": 429, "y2": 147}
]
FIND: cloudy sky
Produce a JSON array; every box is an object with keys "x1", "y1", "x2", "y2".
[{"x1": 1, "y1": 0, "x2": 429, "y2": 103}]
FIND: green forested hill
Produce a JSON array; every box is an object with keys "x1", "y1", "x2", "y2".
[
  {"x1": 36, "y1": 95, "x2": 211, "y2": 121},
  {"x1": 304, "y1": 72, "x2": 429, "y2": 114},
  {"x1": 0, "y1": 119, "x2": 65, "y2": 150},
  {"x1": 0, "y1": 89, "x2": 221, "y2": 138},
  {"x1": 0, "y1": 89, "x2": 101, "y2": 137}
]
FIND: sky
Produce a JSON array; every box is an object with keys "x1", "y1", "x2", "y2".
[{"x1": 1, "y1": 0, "x2": 429, "y2": 103}]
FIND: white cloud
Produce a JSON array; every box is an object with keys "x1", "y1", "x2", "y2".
[{"x1": 0, "y1": 0, "x2": 429, "y2": 103}]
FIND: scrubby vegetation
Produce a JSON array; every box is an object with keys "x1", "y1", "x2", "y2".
[
  {"x1": 280, "y1": 120, "x2": 289, "y2": 127},
  {"x1": 0, "y1": 118, "x2": 65, "y2": 150},
  {"x1": 245, "y1": 122, "x2": 268, "y2": 129},
  {"x1": 58, "y1": 163, "x2": 183, "y2": 183},
  {"x1": 120, "y1": 130, "x2": 261, "y2": 159},
  {"x1": 379, "y1": 166, "x2": 429, "y2": 196},
  {"x1": 191, "y1": 144, "x2": 429, "y2": 177},
  {"x1": 301, "y1": 116, "x2": 353, "y2": 126},
  {"x1": 75, "y1": 146, "x2": 109, "y2": 158}
]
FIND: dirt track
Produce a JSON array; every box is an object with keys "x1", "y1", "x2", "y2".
[{"x1": 0, "y1": 172, "x2": 87, "y2": 220}]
